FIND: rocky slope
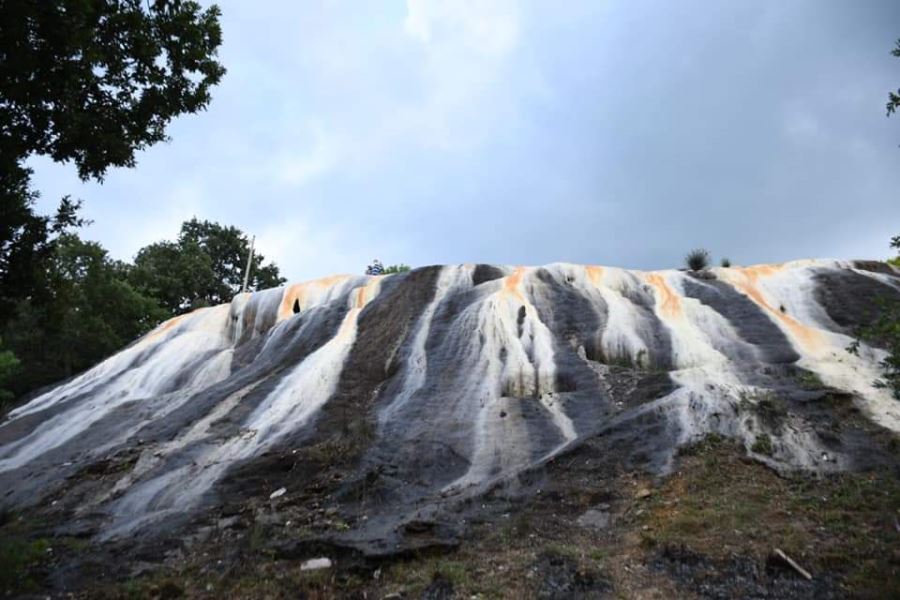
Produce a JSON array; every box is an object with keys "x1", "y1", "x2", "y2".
[{"x1": 1, "y1": 259, "x2": 899, "y2": 595}]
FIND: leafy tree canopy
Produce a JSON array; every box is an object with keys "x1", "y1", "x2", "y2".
[
  {"x1": 131, "y1": 219, "x2": 286, "y2": 314},
  {"x1": 0, "y1": 338, "x2": 20, "y2": 405},
  {"x1": 4, "y1": 232, "x2": 168, "y2": 396},
  {"x1": 0, "y1": 0, "x2": 225, "y2": 329},
  {"x1": 888, "y1": 39, "x2": 900, "y2": 116},
  {"x1": 0, "y1": 195, "x2": 85, "y2": 328},
  {"x1": 0, "y1": 0, "x2": 225, "y2": 183}
]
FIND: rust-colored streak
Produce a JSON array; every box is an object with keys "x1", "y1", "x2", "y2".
[
  {"x1": 735, "y1": 263, "x2": 785, "y2": 282},
  {"x1": 725, "y1": 266, "x2": 822, "y2": 350},
  {"x1": 645, "y1": 274, "x2": 682, "y2": 319},
  {"x1": 141, "y1": 314, "x2": 187, "y2": 344},
  {"x1": 278, "y1": 275, "x2": 351, "y2": 321},
  {"x1": 278, "y1": 283, "x2": 307, "y2": 321},
  {"x1": 585, "y1": 266, "x2": 604, "y2": 286},
  {"x1": 502, "y1": 267, "x2": 526, "y2": 301}
]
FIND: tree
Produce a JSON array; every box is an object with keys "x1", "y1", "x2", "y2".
[
  {"x1": 854, "y1": 41, "x2": 900, "y2": 398},
  {"x1": 0, "y1": 0, "x2": 225, "y2": 185},
  {"x1": 3, "y1": 234, "x2": 168, "y2": 396},
  {"x1": 131, "y1": 219, "x2": 286, "y2": 315},
  {"x1": 887, "y1": 39, "x2": 900, "y2": 116},
  {"x1": 0, "y1": 195, "x2": 85, "y2": 330},
  {"x1": 0, "y1": 1, "x2": 225, "y2": 330},
  {"x1": 0, "y1": 338, "x2": 20, "y2": 407}
]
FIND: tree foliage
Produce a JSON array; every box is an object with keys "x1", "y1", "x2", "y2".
[
  {"x1": 0, "y1": 0, "x2": 225, "y2": 330},
  {"x1": 0, "y1": 1, "x2": 230, "y2": 404},
  {"x1": 0, "y1": 338, "x2": 20, "y2": 405},
  {"x1": 0, "y1": 195, "x2": 85, "y2": 330},
  {"x1": 3, "y1": 233, "x2": 168, "y2": 396},
  {"x1": 0, "y1": 0, "x2": 225, "y2": 183},
  {"x1": 131, "y1": 219, "x2": 285, "y2": 315},
  {"x1": 1, "y1": 214, "x2": 285, "y2": 401},
  {"x1": 888, "y1": 39, "x2": 900, "y2": 117}
]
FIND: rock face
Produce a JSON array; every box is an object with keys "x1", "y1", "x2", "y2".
[{"x1": 1, "y1": 260, "x2": 899, "y2": 555}]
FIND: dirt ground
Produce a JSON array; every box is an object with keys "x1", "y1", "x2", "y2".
[{"x1": 3, "y1": 431, "x2": 899, "y2": 599}]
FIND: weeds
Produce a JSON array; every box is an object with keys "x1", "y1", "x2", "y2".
[
  {"x1": 751, "y1": 433, "x2": 773, "y2": 456},
  {"x1": 641, "y1": 435, "x2": 900, "y2": 596},
  {"x1": 685, "y1": 249, "x2": 710, "y2": 271}
]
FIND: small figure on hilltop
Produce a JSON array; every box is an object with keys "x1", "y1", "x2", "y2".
[{"x1": 366, "y1": 259, "x2": 384, "y2": 276}]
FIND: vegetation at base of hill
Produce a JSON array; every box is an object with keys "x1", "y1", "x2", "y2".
[
  {"x1": 0, "y1": 1, "x2": 231, "y2": 407},
  {"x1": 30, "y1": 434, "x2": 896, "y2": 598},
  {"x1": 640, "y1": 435, "x2": 900, "y2": 597},
  {"x1": 0, "y1": 210, "x2": 283, "y2": 406},
  {"x1": 2, "y1": 0, "x2": 226, "y2": 324},
  {"x1": 684, "y1": 248, "x2": 710, "y2": 271},
  {"x1": 0, "y1": 340, "x2": 20, "y2": 404}
]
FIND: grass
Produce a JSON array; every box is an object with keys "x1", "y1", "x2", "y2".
[
  {"x1": 20, "y1": 429, "x2": 899, "y2": 598},
  {"x1": 640, "y1": 435, "x2": 900, "y2": 597},
  {"x1": 739, "y1": 389, "x2": 788, "y2": 431},
  {"x1": 750, "y1": 433, "x2": 773, "y2": 456},
  {"x1": 0, "y1": 535, "x2": 49, "y2": 593},
  {"x1": 794, "y1": 369, "x2": 826, "y2": 390}
]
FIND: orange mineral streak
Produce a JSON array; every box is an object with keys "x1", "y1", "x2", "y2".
[
  {"x1": 728, "y1": 266, "x2": 823, "y2": 350},
  {"x1": 501, "y1": 267, "x2": 526, "y2": 301},
  {"x1": 354, "y1": 286, "x2": 367, "y2": 309},
  {"x1": 585, "y1": 266, "x2": 604, "y2": 286},
  {"x1": 644, "y1": 274, "x2": 682, "y2": 319},
  {"x1": 735, "y1": 263, "x2": 786, "y2": 280},
  {"x1": 277, "y1": 275, "x2": 352, "y2": 321},
  {"x1": 141, "y1": 314, "x2": 187, "y2": 345}
]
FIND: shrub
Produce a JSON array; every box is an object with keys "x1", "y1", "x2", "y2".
[
  {"x1": 684, "y1": 249, "x2": 710, "y2": 271},
  {"x1": 383, "y1": 264, "x2": 411, "y2": 274},
  {"x1": 720, "y1": 257, "x2": 731, "y2": 268},
  {"x1": 0, "y1": 340, "x2": 20, "y2": 409}
]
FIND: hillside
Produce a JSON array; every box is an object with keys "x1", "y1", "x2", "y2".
[{"x1": 2, "y1": 260, "x2": 899, "y2": 597}]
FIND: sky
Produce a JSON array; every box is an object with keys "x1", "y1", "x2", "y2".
[{"x1": 29, "y1": 0, "x2": 900, "y2": 282}]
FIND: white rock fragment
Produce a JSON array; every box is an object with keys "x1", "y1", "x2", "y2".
[
  {"x1": 576, "y1": 508, "x2": 611, "y2": 530},
  {"x1": 269, "y1": 487, "x2": 286, "y2": 499},
  {"x1": 300, "y1": 557, "x2": 332, "y2": 571}
]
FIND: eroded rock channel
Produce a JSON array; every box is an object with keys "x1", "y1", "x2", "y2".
[{"x1": 2, "y1": 260, "x2": 899, "y2": 597}]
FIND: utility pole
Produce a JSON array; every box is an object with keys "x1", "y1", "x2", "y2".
[{"x1": 241, "y1": 235, "x2": 256, "y2": 294}]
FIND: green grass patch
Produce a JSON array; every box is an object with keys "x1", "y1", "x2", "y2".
[
  {"x1": 641, "y1": 435, "x2": 900, "y2": 597},
  {"x1": 751, "y1": 433, "x2": 773, "y2": 456}
]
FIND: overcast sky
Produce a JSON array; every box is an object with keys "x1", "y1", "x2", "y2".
[{"x1": 29, "y1": 0, "x2": 900, "y2": 282}]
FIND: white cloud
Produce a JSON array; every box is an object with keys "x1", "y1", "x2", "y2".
[{"x1": 404, "y1": 0, "x2": 520, "y2": 57}]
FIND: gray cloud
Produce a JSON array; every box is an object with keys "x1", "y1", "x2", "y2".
[{"x1": 30, "y1": 0, "x2": 900, "y2": 281}]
